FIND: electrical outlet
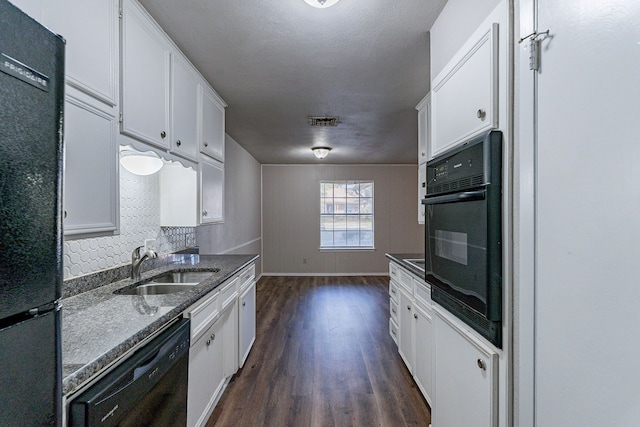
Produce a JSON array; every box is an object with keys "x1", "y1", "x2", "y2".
[
  {"x1": 303, "y1": 258, "x2": 307, "y2": 264},
  {"x1": 144, "y1": 239, "x2": 157, "y2": 253}
]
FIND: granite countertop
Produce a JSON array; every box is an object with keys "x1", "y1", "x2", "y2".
[
  {"x1": 385, "y1": 253, "x2": 426, "y2": 279},
  {"x1": 61, "y1": 253, "x2": 258, "y2": 396}
]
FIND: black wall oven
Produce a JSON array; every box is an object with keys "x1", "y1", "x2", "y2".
[{"x1": 422, "y1": 130, "x2": 502, "y2": 347}]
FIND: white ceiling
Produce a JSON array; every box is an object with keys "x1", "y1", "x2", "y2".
[{"x1": 138, "y1": 0, "x2": 447, "y2": 164}]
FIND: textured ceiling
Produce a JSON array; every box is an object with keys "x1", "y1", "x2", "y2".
[{"x1": 138, "y1": 0, "x2": 446, "y2": 164}]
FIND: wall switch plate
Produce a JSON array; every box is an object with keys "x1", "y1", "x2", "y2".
[{"x1": 144, "y1": 239, "x2": 157, "y2": 253}]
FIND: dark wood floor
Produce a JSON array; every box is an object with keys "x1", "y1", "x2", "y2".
[{"x1": 206, "y1": 276, "x2": 431, "y2": 426}]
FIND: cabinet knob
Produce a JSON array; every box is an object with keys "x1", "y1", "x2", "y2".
[
  {"x1": 476, "y1": 109, "x2": 487, "y2": 121},
  {"x1": 206, "y1": 339, "x2": 211, "y2": 346},
  {"x1": 63, "y1": 210, "x2": 67, "y2": 219},
  {"x1": 407, "y1": 305, "x2": 411, "y2": 310},
  {"x1": 160, "y1": 131, "x2": 166, "y2": 138},
  {"x1": 477, "y1": 358, "x2": 487, "y2": 371},
  {"x1": 392, "y1": 308, "x2": 397, "y2": 314},
  {"x1": 176, "y1": 140, "x2": 181, "y2": 147},
  {"x1": 242, "y1": 301, "x2": 246, "y2": 307},
  {"x1": 202, "y1": 210, "x2": 208, "y2": 217},
  {"x1": 204, "y1": 141, "x2": 209, "y2": 147},
  {"x1": 414, "y1": 313, "x2": 418, "y2": 319},
  {"x1": 211, "y1": 333, "x2": 216, "y2": 341},
  {"x1": 391, "y1": 289, "x2": 396, "y2": 294}
]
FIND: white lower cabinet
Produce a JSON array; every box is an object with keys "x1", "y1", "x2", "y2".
[
  {"x1": 433, "y1": 307, "x2": 498, "y2": 427},
  {"x1": 238, "y1": 280, "x2": 256, "y2": 368},
  {"x1": 413, "y1": 304, "x2": 433, "y2": 406},
  {"x1": 398, "y1": 287, "x2": 414, "y2": 372},
  {"x1": 187, "y1": 315, "x2": 224, "y2": 427},
  {"x1": 185, "y1": 263, "x2": 256, "y2": 427}
]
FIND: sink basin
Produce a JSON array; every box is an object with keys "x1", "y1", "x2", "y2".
[
  {"x1": 118, "y1": 283, "x2": 198, "y2": 296},
  {"x1": 115, "y1": 269, "x2": 220, "y2": 295},
  {"x1": 151, "y1": 270, "x2": 218, "y2": 284}
]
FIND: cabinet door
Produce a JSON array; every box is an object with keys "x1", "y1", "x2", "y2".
[
  {"x1": 200, "y1": 157, "x2": 224, "y2": 224},
  {"x1": 418, "y1": 162, "x2": 426, "y2": 224},
  {"x1": 159, "y1": 162, "x2": 198, "y2": 227},
  {"x1": 220, "y1": 302, "x2": 238, "y2": 378},
  {"x1": 64, "y1": 95, "x2": 119, "y2": 235},
  {"x1": 120, "y1": 0, "x2": 171, "y2": 149},
  {"x1": 433, "y1": 310, "x2": 498, "y2": 427},
  {"x1": 171, "y1": 55, "x2": 199, "y2": 161},
  {"x1": 187, "y1": 317, "x2": 224, "y2": 427},
  {"x1": 398, "y1": 288, "x2": 414, "y2": 372},
  {"x1": 43, "y1": 0, "x2": 118, "y2": 106},
  {"x1": 431, "y1": 23, "x2": 498, "y2": 156},
  {"x1": 416, "y1": 93, "x2": 430, "y2": 163},
  {"x1": 238, "y1": 281, "x2": 256, "y2": 368},
  {"x1": 413, "y1": 304, "x2": 433, "y2": 405},
  {"x1": 199, "y1": 85, "x2": 225, "y2": 161}
]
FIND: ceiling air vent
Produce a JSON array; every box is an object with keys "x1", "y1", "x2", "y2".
[{"x1": 308, "y1": 116, "x2": 339, "y2": 127}]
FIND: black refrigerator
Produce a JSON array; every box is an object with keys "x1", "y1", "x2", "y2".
[{"x1": 0, "y1": 1, "x2": 65, "y2": 425}]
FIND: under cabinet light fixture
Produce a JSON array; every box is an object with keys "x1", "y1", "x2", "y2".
[
  {"x1": 303, "y1": 0, "x2": 340, "y2": 8},
  {"x1": 119, "y1": 147, "x2": 163, "y2": 175},
  {"x1": 312, "y1": 147, "x2": 332, "y2": 159}
]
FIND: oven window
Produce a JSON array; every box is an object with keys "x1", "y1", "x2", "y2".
[{"x1": 435, "y1": 230, "x2": 468, "y2": 265}]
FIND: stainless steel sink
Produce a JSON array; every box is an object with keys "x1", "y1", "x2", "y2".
[
  {"x1": 118, "y1": 283, "x2": 198, "y2": 296},
  {"x1": 151, "y1": 271, "x2": 218, "y2": 284},
  {"x1": 115, "y1": 269, "x2": 220, "y2": 295}
]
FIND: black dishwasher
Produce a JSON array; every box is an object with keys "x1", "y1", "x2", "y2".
[{"x1": 70, "y1": 318, "x2": 190, "y2": 427}]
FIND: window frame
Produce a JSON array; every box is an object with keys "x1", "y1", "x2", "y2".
[{"x1": 319, "y1": 180, "x2": 375, "y2": 251}]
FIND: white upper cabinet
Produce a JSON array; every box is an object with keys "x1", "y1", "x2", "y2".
[
  {"x1": 159, "y1": 162, "x2": 198, "y2": 227},
  {"x1": 171, "y1": 55, "x2": 199, "y2": 161},
  {"x1": 199, "y1": 85, "x2": 226, "y2": 162},
  {"x1": 200, "y1": 157, "x2": 224, "y2": 224},
  {"x1": 120, "y1": 0, "x2": 171, "y2": 150},
  {"x1": 431, "y1": 23, "x2": 499, "y2": 157},
  {"x1": 43, "y1": 0, "x2": 118, "y2": 106},
  {"x1": 416, "y1": 93, "x2": 430, "y2": 164},
  {"x1": 64, "y1": 94, "x2": 119, "y2": 236}
]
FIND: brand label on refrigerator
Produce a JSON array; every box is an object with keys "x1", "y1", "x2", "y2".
[{"x1": 1, "y1": 53, "x2": 50, "y2": 92}]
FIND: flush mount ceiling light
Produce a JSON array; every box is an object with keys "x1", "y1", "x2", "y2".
[
  {"x1": 312, "y1": 147, "x2": 332, "y2": 159},
  {"x1": 303, "y1": 0, "x2": 340, "y2": 8},
  {"x1": 119, "y1": 147, "x2": 163, "y2": 175}
]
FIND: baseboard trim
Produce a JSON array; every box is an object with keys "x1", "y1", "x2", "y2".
[{"x1": 261, "y1": 272, "x2": 389, "y2": 277}]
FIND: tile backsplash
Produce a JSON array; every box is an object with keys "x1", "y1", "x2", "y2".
[{"x1": 63, "y1": 166, "x2": 196, "y2": 279}]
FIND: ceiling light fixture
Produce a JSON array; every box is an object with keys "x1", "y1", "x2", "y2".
[
  {"x1": 303, "y1": 0, "x2": 340, "y2": 8},
  {"x1": 312, "y1": 147, "x2": 332, "y2": 159},
  {"x1": 119, "y1": 147, "x2": 164, "y2": 175}
]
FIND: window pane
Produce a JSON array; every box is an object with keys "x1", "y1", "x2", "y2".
[
  {"x1": 334, "y1": 198, "x2": 347, "y2": 214},
  {"x1": 346, "y1": 231, "x2": 360, "y2": 246},
  {"x1": 334, "y1": 231, "x2": 347, "y2": 246},
  {"x1": 360, "y1": 183, "x2": 373, "y2": 197},
  {"x1": 334, "y1": 215, "x2": 346, "y2": 230},
  {"x1": 360, "y1": 215, "x2": 373, "y2": 230},
  {"x1": 321, "y1": 216, "x2": 334, "y2": 230},
  {"x1": 334, "y1": 183, "x2": 346, "y2": 197},
  {"x1": 347, "y1": 198, "x2": 360, "y2": 213},
  {"x1": 360, "y1": 231, "x2": 373, "y2": 247},
  {"x1": 321, "y1": 231, "x2": 334, "y2": 247},
  {"x1": 346, "y1": 216, "x2": 360, "y2": 230},
  {"x1": 321, "y1": 182, "x2": 333, "y2": 197},
  {"x1": 320, "y1": 198, "x2": 333, "y2": 214},
  {"x1": 360, "y1": 198, "x2": 373, "y2": 214}
]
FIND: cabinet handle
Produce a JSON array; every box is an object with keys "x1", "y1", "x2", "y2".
[
  {"x1": 160, "y1": 131, "x2": 166, "y2": 139},
  {"x1": 176, "y1": 140, "x2": 181, "y2": 147},
  {"x1": 204, "y1": 141, "x2": 209, "y2": 147},
  {"x1": 407, "y1": 305, "x2": 411, "y2": 310},
  {"x1": 63, "y1": 210, "x2": 67, "y2": 219},
  {"x1": 476, "y1": 109, "x2": 487, "y2": 121},
  {"x1": 477, "y1": 358, "x2": 487, "y2": 371},
  {"x1": 414, "y1": 313, "x2": 418, "y2": 319},
  {"x1": 242, "y1": 301, "x2": 246, "y2": 307},
  {"x1": 202, "y1": 210, "x2": 208, "y2": 217},
  {"x1": 392, "y1": 308, "x2": 397, "y2": 314},
  {"x1": 391, "y1": 289, "x2": 396, "y2": 294}
]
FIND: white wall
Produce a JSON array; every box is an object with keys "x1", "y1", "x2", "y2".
[
  {"x1": 261, "y1": 164, "x2": 423, "y2": 275},
  {"x1": 196, "y1": 134, "x2": 262, "y2": 275},
  {"x1": 429, "y1": 0, "x2": 502, "y2": 78}
]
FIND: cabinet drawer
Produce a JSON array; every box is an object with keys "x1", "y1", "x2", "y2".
[
  {"x1": 398, "y1": 267, "x2": 413, "y2": 293},
  {"x1": 389, "y1": 280, "x2": 399, "y2": 303},
  {"x1": 187, "y1": 290, "x2": 219, "y2": 342},
  {"x1": 389, "y1": 318, "x2": 399, "y2": 346},
  {"x1": 414, "y1": 279, "x2": 431, "y2": 311},
  {"x1": 239, "y1": 264, "x2": 255, "y2": 291},
  {"x1": 390, "y1": 297, "x2": 399, "y2": 323},
  {"x1": 389, "y1": 262, "x2": 399, "y2": 281},
  {"x1": 219, "y1": 277, "x2": 239, "y2": 311}
]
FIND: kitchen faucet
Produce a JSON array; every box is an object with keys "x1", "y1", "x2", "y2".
[{"x1": 131, "y1": 246, "x2": 158, "y2": 280}]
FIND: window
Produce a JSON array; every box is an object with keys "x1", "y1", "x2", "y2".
[{"x1": 320, "y1": 181, "x2": 374, "y2": 249}]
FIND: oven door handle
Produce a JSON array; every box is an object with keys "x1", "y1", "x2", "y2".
[{"x1": 421, "y1": 189, "x2": 486, "y2": 205}]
